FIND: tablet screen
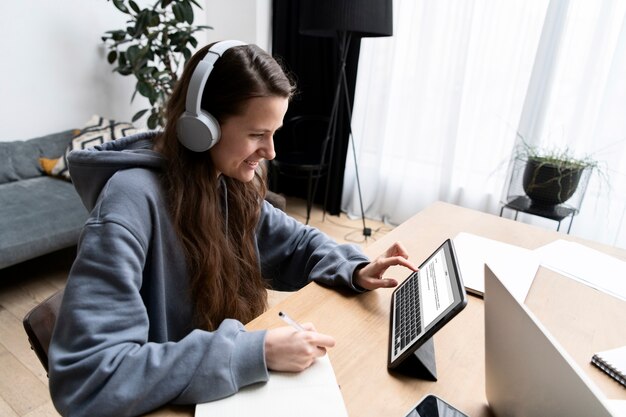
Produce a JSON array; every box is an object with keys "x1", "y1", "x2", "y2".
[{"x1": 420, "y1": 248, "x2": 455, "y2": 328}]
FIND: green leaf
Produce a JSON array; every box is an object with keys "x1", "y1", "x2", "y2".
[
  {"x1": 148, "y1": 11, "x2": 160, "y2": 27},
  {"x1": 129, "y1": 0, "x2": 141, "y2": 14},
  {"x1": 117, "y1": 67, "x2": 133, "y2": 76},
  {"x1": 180, "y1": 1, "x2": 194, "y2": 24},
  {"x1": 112, "y1": 0, "x2": 130, "y2": 14},
  {"x1": 172, "y1": 3, "x2": 184, "y2": 22},
  {"x1": 148, "y1": 86, "x2": 159, "y2": 105},
  {"x1": 188, "y1": 0, "x2": 203, "y2": 10},
  {"x1": 138, "y1": 65, "x2": 153, "y2": 75},
  {"x1": 134, "y1": 12, "x2": 148, "y2": 37},
  {"x1": 126, "y1": 45, "x2": 140, "y2": 64},
  {"x1": 147, "y1": 112, "x2": 159, "y2": 129},
  {"x1": 137, "y1": 80, "x2": 153, "y2": 98},
  {"x1": 160, "y1": 0, "x2": 173, "y2": 8},
  {"x1": 169, "y1": 31, "x2": 181, "y2": 44},
  {"x1": 107, "y1": 50, "x2": 118, "y2": 64},
  {"x1": 111, "y1": 30, "x2": 127, "y2": 41},
  {"x1": 132, "y1": 109, "x2": 149, "y2": 122},
  {"x1": 135, "y1": 57, "x2": 149, "y2": 72}
]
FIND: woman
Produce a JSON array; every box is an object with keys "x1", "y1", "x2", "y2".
[{"x1": 49, "y1": 41, "x2": 416, "y2": 417}]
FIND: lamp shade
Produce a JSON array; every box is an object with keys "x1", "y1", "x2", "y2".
[{"x1": 299, "y1": 0, "x2": 393, "y2": 38}]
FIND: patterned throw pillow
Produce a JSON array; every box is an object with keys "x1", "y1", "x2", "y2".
[{"x1": 51, "y1": 115, "x2": 140, "y2": 180}]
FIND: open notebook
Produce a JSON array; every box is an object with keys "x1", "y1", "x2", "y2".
[{"x1": 195, "y1": 354, "x2": 348, "y2": 417}]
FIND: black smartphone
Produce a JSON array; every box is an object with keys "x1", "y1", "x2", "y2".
[{"x1": 403, "y1": 394, "x2": 469, "y2": 417}]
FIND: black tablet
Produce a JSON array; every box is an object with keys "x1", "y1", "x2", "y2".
[{"x1": 388, "y1": 239, "x2": 467, "y2": 371}]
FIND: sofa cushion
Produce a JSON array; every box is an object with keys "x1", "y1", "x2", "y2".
[
  {"x1": 51, "y1": 115, "x2": 139, "y2": 180},
  {"x1": 0, "y1": 130, "x2": 76, "y2": 184},
  {"x1": 0, "y1": 176, "x2": 89, "y2": 269}
]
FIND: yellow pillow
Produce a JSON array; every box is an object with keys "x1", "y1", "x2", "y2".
[{"x1": 39, "y1": 157, "x2": 60, "y2": 176}]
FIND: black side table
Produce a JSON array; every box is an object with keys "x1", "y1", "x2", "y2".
[{"x1": 499, "y1": 195, "x2": 578, "y2": 233}]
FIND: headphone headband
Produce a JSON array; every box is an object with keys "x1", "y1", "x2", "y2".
[
  {"x1": 177, "y1": 40, "x2": 247, "y2": 152},
  {"x1": 184, "y1": 40, "x2": 246, "y2": 117}
]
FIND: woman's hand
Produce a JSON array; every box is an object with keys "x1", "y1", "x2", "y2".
[
  {"x1": 354, "y1": 242, "x2": 418, "y2": 290},
  {"x1": 264, "y1": 323, "x2": 336, "y2": 372}
]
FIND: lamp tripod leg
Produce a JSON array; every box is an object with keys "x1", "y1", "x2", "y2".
[
  {"x1": 340, "y1": 57, "x2": 370, "y2": 237},
  {"x1": 319, "y1": 59, "x2": 343, "y2": 223},
  {"x1": 318, "y1": 31, "x2": 370, "y2": 238}
]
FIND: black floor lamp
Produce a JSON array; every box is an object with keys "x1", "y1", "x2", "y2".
[{"x1": 298, "y1": 0, "x2": 393, "y2": 238}]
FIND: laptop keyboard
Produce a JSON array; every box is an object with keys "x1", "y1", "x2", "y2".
[{"x1": 393, "y1": 271, "x2": 422, "y2": 357}]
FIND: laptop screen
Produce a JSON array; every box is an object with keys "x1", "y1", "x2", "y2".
[{"x1": 484, "y1": 265, "x2": 614, "y2": 417}]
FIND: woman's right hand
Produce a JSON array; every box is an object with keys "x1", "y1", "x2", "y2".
[{"x1": 264, "y1": 323, "x2": 336, "y2": 372}]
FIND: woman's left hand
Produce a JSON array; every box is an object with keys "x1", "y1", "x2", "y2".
[{"x1": 353, "y1": 242, "x2": 418, "y2": 290}]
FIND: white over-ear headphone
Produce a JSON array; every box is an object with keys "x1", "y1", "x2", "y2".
[{"x1": 177, "y1": 40, "x2": 246, "y2": 152}]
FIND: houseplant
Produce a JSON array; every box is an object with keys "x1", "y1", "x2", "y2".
[
  {"x1": 518, "y1": 144, "x2": 599, "y2": 207},
  {"x1": 102, "y1": 0, "x2": 210, "y2": 128},
  {"x1": 509, "y1": 140, "x2": 599, "y2": 209}
]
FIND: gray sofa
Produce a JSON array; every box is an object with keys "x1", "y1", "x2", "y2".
[
  {"x1": 0, "y1": 129, "x2": 287, "y2": 270},
  {"x1": 0, "y1": 130, "x2": 88, "y2": 269}
]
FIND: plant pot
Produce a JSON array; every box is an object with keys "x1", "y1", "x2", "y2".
[{"x1": 522, "y1": 157, "x2": 583, "y2": 206}]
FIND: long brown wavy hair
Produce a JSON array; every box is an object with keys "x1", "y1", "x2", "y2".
[{"x1": 154, "y1": 43, "x2": 295, "y2": 330}]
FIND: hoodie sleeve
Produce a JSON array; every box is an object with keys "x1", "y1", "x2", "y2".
[
  {"x1": 256, "y1": 201, "x2": 370, "y2": 291},
  {"x1": 48, "y1": 220, "x2": 269, "y2": 417}
]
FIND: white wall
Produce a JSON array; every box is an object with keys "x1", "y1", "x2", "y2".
[
  {"x1": 205, "y1": 0, "x2": 272, "y2": 51},
  {"x1": 0, "y1": 1, "x2": 271, "y2": 142}
]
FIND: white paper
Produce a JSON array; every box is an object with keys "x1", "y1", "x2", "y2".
[
  {"x1": 453, "y1": 232, "x2": 539, "y2": 301},
  {"x1": 533, "y1": 240, "x2": 626, "y2": 301},
  {"x1": 195, "y1": 354, "x2": 348, "y2": 417},
  {"x1": 608, "y1": 400, "x2": 626, "y2": 417}
]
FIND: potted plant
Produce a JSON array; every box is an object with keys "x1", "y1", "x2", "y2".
[
  {"x1": 102, "y1": 0, "x2": 210, "y2": 128},
  {"x1": 518, "y1": 145, "x2": 599, "y2": 207},
  {"x1": 506, "y1": 134, "x2": 604, "y2": 212},
  {"x1": 500, "y1": 136, "x2": 608, "y2": 232}
]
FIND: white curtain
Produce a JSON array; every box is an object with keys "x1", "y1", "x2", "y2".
[
  {"x1": 521, "y1": 1, "x2": 626, "y2": 247},
  {"x1": 342, "y1": 0, "x2": 626, "y2": 248}
]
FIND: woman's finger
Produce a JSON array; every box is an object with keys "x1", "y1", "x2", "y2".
[
  {"x1": 384, "y1": 242, "x2": 410, "y2": 259},
  {"x1": 306, "y1": 332, "x2": 336, "y2": 349},
  {"x1": 373, "y1": 255, "x2": 419, "y2": 272},
  {"x1": 361, "y1": 277, "x2": 398, "y2": 289}
]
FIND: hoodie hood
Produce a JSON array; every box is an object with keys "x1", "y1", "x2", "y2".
[{"x1": 67, "y1": 131, "x2": 165, "y2": 211}]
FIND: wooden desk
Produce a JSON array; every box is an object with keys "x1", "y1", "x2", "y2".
[
  {"x1": 153, "y1": 202, "x2": 626, "y2": 416},
  {"x1": 248, "y1": 202, "x2": 626, "y2": 417}
]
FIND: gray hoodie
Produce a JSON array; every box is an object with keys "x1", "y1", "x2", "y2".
[{"x1": 48, "y1": 132, "x2": 369, "y2": 417}]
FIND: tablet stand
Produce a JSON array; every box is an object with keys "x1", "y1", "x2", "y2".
[{"x1": 393, "y1": 337, "x2": 437, "y2": 381}]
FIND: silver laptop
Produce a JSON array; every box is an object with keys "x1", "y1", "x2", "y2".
[{"x1": 484, "y1": 264, "x2": 614, "y2": 417}]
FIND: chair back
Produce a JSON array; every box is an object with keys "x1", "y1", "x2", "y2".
[
  {"x1": 273, "y1": 115, "x2": 332, "y2": 170},
  {"x1": 270, "y1": 114, "x2": 331, "y2": 224},
  {"x1": 23, "y1": 289, "x2": 64, "y2": 374}
]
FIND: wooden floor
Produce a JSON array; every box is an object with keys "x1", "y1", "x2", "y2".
[{"x1": 0, "y1": 196, "x2": 392, "y2": 417}]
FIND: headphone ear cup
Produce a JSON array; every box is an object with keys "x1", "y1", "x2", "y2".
[
  {"x1": 177, "y1": 110, "x2": 221, "y2": 152},
  {"x1": 176, "y1": 40, "x2": 245, "y2": 152}
]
